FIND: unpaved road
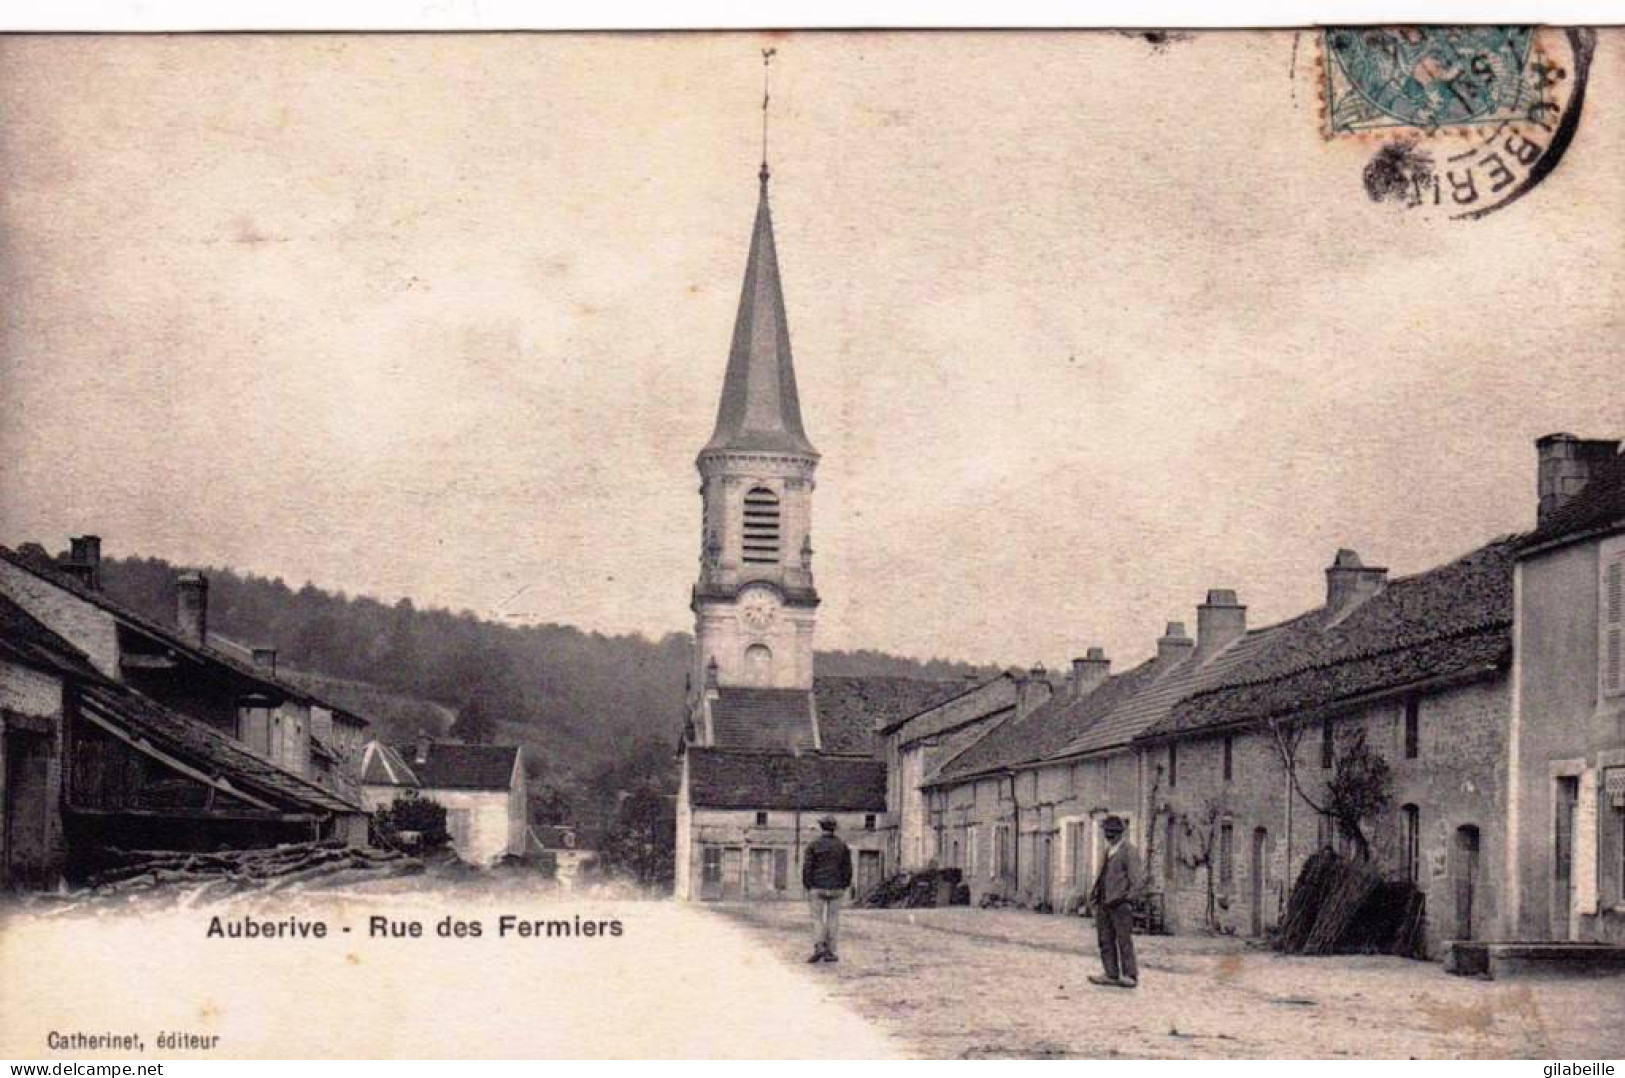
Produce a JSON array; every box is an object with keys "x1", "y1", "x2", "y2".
[
  {"x1": 716, "y1": 902, "x2": 1625, "y2": 1059},
  {"x1": 0, "y1": 890, "x2": 898, "y2": 1059}
]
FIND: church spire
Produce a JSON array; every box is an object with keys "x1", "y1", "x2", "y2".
[{"x1": 700, "y1": 91, "x2": 817, "y2": 460}]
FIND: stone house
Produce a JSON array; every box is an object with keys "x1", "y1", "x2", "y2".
[
  {"x1": 1507, "y1": 433, "x2": 1625, "y2": 944},
  {"x1": 359, "y1": 737, "x2": 527, "y2": 865},
  {"x1": 878, "y1": 669, "x2": 1051, "y2": 874},
  {"x1": 0, "y1": 541, "x2": 368, "y2": 800},
  {"x1": 1, "y1": 593, "x2": 367, "y2": 889},
  {"x1": 1139, "y1": 542, "x2": 1515, "y2": 956},
  {"x1": 921, "y1": 639, "x2": 1174, "y2": 910}
]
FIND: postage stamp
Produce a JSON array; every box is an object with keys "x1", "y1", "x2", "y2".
[
  {"x1": 1320, "y1": 27, "x2": 1596, "y2": 220},
  {"x1": 1322, "y1": 27, "x2": 1538, "y2": 138}
]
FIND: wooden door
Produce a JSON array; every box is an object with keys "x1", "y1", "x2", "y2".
[
  {"x1": 856, "y1": 850, "x2": 882, "y2": 899},
  {"x1": 1554, "y1": 777, "x2": 1579, "y2": 939},
  {"x1": 1453, "y1": 825, "x2": 1481, "y2": 941},
  {"x1": 748, "y1": 848, "x2": 775, "y2": 897},
  {"x1": 1250, "y1": 827, "x2": 1270, "y2": 936},
  {"x1": 700, "y1": 845, "x2": 723, "y2": 901},
  {"x1": 3, "y1": 731, "x2": 52, "y2": 890},
  {"x1": 1038, "y1": 834, "x2": 1053, "y2": 908},
  {"x1": 720, "y1": 847, "x2": 744, "y2": 900}
]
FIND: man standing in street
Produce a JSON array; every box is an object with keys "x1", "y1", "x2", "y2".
[
  {"x1": 1088, "y1": 814, "x2": 1143, "y2": 988},
  {"x1": 802, "y1": 814, "x2": 852, "y2": 963}
]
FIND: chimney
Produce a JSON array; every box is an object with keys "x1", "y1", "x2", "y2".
[
  {"x1": 176, "y1": 571, "x2": 209, "y2": 646},
  {"x1": 252, "y1": 647, "x2": 278, "y2": 677},
  {"x1": 64, "y1": 535, "x2": 102, "y2": 590},
  {"x1": 1196, "y1": 589, "x2": 1247, "y2": 658},
  {"x1": 1325, "y1": 549, "x2": 1388, "y2": 620},
  {"x1": 415, "y1": 733, "x2": 432, "y2": 765},
  {"x1": 1013, "y1": 665, "x2": 1049, "y2": 718},
  {"x1": 1156, "y1": 621, "x2": 1194, "y2": 664},
  {"x1": 1537, "y1": 433, "x2": 1620, "y2": 524},
  {"x1": 1070, "y1": 647, "x2": 1111, "y2": 698}
]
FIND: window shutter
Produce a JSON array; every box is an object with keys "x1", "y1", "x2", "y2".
[{"x1": 1604, "y1": 556, "x2": 1624, "y2": 697}]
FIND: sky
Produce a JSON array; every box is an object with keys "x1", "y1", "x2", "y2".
[{"x1": 2, "y1": 31, "x2": 1622, "y2": 670}]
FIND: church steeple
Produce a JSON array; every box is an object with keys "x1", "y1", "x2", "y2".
[
  {"x1": 700, "y1": 174, "x2": 818, "y2": 460},
  {"x1": 689, "y1": 144, "x2": 820, "y2": 701}
]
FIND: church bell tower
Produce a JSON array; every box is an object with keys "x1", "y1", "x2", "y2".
[{"x1": 690, "y1": 161, "x2": 820, "y2": 703}]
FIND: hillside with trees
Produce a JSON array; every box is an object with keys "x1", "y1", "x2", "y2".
[{"x1": 98, "y1": 555, "x2": 993, "y2": 822}]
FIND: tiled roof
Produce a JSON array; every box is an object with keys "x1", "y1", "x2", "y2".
[
  {"x1": 360, "y1": 741, "x2": 420, "y2": 787},
  {"x1": 0, "y1": 594, "x2": 101, "y2": 681},
  {"x1": 1159, "y1": 628, "x2": 1508, "y2": 737},
  {"x1": 709, "y1": 687, "x2": 816, "y2": 752},
  {"x1": 77, "y1": 682, "x2": 362, "y2": 815},
  {"x1": 813, "y1": 675, "x2": 967, "y2": 756},
  {"x1": 1147, "y1": 539, "x2": 1516, "y2": 739},
  {"x1": 0, "y1": 546, "x2": 335, "y2": 711},
  {"x1": 930, "y1": 659, "x2": 1164, "y2": 783},
  {"x1": 390, "y1": 741, "x2": 520, "y2": 791},
  {"x1": 1522, "y1": 449, "x2": 1625, "y2": 553},
  {"x1": 687, "y1": 748, "x2": 887, "y2": 812}
]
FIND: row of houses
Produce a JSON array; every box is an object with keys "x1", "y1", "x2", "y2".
[
  {"x1": 869, "y1": 432, "x2": 1624, "y2": 956},
  {"x1": 665, "y1": 163, "x2": 1623, "y2": 951},
  {"x1": 0, "y1": 540, "x2": 529, "y2": 889}
]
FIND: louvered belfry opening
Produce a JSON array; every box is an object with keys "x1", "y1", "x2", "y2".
[{"x1": 742, "y1": 487, "x2": 781, "y2": 564}]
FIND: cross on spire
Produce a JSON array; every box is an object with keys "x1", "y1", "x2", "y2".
[{"x1": 760, "y1": 47, "x2": 776, "y2": 185}]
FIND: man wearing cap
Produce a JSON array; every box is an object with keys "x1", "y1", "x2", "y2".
[
  {"x1": 802, "y1": 815, "x2": 853, "y2": 963},
  {"x1": 1088, "y1": 814, "x2": 1143, "y2": 988}
]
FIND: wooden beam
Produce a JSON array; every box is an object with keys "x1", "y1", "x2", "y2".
[{"x1": 76, "y1": 700, "x2": 283, "y2": 813}]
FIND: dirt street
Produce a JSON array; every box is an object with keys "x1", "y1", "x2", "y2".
[
  {"x1": 714, "y1": 902, "x2": 1625, "y2": 1059},
  {"x1": 0, "y1": 889, "x2": 899, "y2": 1059}
]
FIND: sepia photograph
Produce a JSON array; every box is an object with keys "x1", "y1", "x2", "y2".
[{"x1": 1, "y1": 10, "x2": 1623, "y2": 1063}]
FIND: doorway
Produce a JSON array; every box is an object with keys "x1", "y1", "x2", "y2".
[
  {"x1": 1555, "y1": 777, "x2": 1579, "y2": 939},
  {"x1": 720, "y1": 846, "x2": 743, "y2": 900},
  {"x1": 1250, "y1": 827, "x2": 1270, "y2": 936},
  {"x1": 856, "y1": 849, "x2": 882, "y2": 899},
  {"x1": 1452, "y1": 824, "x2": 1481, "y2": 941},
  {"x1": 3, "y1": 729, "x2": 54, "y2": 890},
  {"x1": 748, "y1": 848, "x2": 776, "y2": 897},
  {"x1": 700, "y1": 845, "x2": 723, "y2": 901}
]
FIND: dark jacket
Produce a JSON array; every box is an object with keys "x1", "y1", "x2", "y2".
[
  {"x1": 802, "y1": 833, "x2": 853, "y2": 891},
  {"x1": 1090, "y1": 839, "x2": 1144, "y2": 908}
]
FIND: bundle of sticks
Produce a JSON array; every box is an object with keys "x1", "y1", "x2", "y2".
[
  {"x1": 54, "y1": 840, "x2": 423, "y2": 911},
  {"x1": 1276, "y1": 848, "x2": 1426, "y2": 958}
]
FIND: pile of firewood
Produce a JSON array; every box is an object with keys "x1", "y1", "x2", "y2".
[
  {"x1": 1275, "y1": 849, "x2": 1426, "y2": 959},
  {"x1": 51, "y1": 840, "x2": 423, "y2": 912}
]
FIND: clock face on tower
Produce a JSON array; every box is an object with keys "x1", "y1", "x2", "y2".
[{"x1": 738, "y1": 585, "x2": 780, "y2": 632}]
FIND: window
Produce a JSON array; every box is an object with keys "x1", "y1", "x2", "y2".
[
  {"x1": 1401, "y1": 804, "x2": 1420, "y2": 883},
  {"x1": 744, "y1": 644, "x2": 772, "y2": 685},
  {"x1": 994, "y1": 824, "x2": 1010, "y2": 879},
  {"x1": 1404, "y1": 698, "x2": 1420, "y2": 759},
  {"x1": 754, "y1": 811, "x2": 768, "y2": 826},
  {"x1": 702, "y1": 846, "x2": 723, "y2": 885},
  {"x1": 1604, "y1": 553, "x2": 1624, "y2": 697},
  {"x1": 742, "y1": 487, "x2": 782, "y2": 564},
  {"x1": 1219, "y1": 822, "x2": 1235, "y2": 896},
  {"x1": 1168, "y1": 742, "x2": 1178, "y2": 788},
  {"x1": 864, "y1": 813, "x2": 876, "y2": 831},
  {"x1": 966, "y1": 825, "x2": 980, "y2": 877},
  {"x1": 1321, "y1": 721, "x2": 1335, "y2": 770},
  {"x1": 1223, "y1": 736, "x2": 1234, "y2": 782}
]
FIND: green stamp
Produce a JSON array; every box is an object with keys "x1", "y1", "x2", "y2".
[{"x1": 1323, "y1": 27, "x2": 1539, "y2": 136}]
